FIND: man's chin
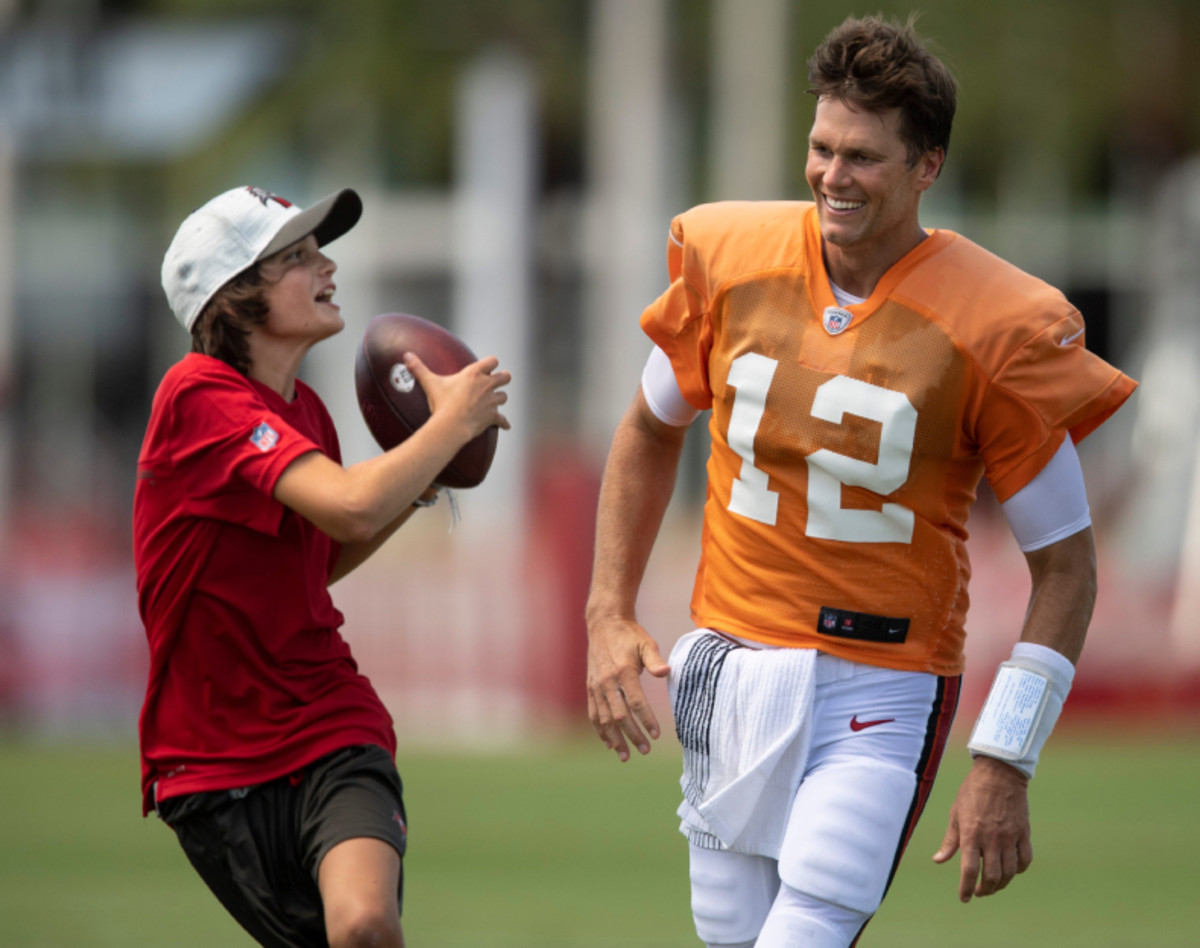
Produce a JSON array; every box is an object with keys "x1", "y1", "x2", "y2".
[{"x1": 819, "y1": 223, "x2": 857, "y2": 248}]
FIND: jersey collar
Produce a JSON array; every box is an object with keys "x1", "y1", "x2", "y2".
[{"x1": 802, "y1": 204, "x2": 952, "y2": 331}]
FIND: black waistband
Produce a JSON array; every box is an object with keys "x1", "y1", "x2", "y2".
[{"x1": 817, "y1": 606, "x2": 909, "y2": 644}]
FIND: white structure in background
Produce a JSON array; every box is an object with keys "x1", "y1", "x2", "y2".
[
  {"x1": 0, "y1": 23, "x2": 291, "y2": 160},
  {"x1": 307, "y1": 52, "x2": 536, "y2": 531},
  {"x1": 452, "y1": 50, "x2": 535, "y2": 533},
  {"x1": 0, "y1": 137, "x2": 14, "y2": 536},
  {"x1": 1131, "y1": 157, "x2": 1200, "y2": 661},
  {"x1": 0, "y1": 22, "x2": 293, "y2": 522},
  {"x1": 582, "y1": 0, "x2": 673, "y2": 445},
  {"x1": 710, "y1": 0, "x2": 790, "y2": 200},
  {"x1": 0, "y1": 21, "x2": 292, "y2": 733},
  {"x1": 0, "y1": 1, "x2": 12, "y2": 536},
  {"x1": 303, "y1": 51, "x2": 541, "y2": 742}
]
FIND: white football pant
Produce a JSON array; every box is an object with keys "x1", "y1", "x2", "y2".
[{"x1": 686, "y1": 652, "x2": 959, "y2": 947}]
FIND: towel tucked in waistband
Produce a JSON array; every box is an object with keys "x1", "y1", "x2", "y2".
[{"x1": 668, "y1": 629, "x2": 818, "y2": 858}]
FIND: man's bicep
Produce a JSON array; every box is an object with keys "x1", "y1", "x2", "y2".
[
  {"x1": 641, "y1": 345, "x2": 703, "y2": 427},
  {"x1": 1000, "y1": 438, "x2": 1091, "y2": 552}
]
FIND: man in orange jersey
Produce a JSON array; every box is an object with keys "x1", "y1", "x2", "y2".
[{"x1": 585, "y1": 14, "x2": 1135, "y2": 948}]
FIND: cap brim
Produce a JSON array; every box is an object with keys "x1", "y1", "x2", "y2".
[{"x1": 258, "y1": 188, "x2": 363, "y2": 260}]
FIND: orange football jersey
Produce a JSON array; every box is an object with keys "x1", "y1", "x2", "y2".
[{"x1": 641, "y1": 201, "x2": 1136, "y2": 675}]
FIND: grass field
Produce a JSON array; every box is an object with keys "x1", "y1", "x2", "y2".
[{"x1": 1, "y1": 731, "x2": 1197, "y2": 946}]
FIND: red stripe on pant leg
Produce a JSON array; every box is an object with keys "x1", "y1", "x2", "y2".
[
  {"x1": 897, "y1": 675, "x2": 961, "y2": 858},
  {"x1": 849, "y1": 674, "x2": 961, "y2": 948}
]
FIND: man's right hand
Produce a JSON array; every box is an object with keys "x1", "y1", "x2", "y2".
[{"x1": 586, "y1": 616, "x2": 670, "y2": 762}]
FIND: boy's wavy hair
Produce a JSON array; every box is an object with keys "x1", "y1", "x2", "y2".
[
  {"x1": 807, "y1": 14, "x2": 957, "y2": 171},
  {"x1": 190, "y1": 264, "x2": 272, "y2": 376}
]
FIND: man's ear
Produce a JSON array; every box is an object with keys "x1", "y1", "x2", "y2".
[{"x1": 916, "y1": 147, "x2": 946, "y2": 190}]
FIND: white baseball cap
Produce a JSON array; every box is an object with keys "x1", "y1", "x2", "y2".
[{"x1": 161, "y1": 185, "x2": 363, "y2": 331}]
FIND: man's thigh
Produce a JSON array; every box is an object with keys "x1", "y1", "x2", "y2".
[{"x1": 778, "y1": 665, "x2": 955, "y2": 914}]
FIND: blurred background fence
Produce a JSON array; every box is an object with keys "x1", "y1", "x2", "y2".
[{"x1": 1, "y1": 0, "x2": 1199, "y2": 744}]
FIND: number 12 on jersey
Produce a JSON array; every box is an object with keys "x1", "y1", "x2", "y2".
[{"x1": 726, "y1": 353, "x2": 917, "y2": 544}]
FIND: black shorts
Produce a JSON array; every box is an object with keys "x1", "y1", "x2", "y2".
[{"x1": 157, "y1": 744, "x2": 407, "y2": 948}]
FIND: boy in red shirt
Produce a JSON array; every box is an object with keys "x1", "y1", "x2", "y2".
[{"x1": 136, "y1": 185, "x2": 511, "y2": 948}]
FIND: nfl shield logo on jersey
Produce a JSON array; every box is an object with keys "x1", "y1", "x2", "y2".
[{"x1": 823, "y1": 306, "x2": 853, "y2": 335}]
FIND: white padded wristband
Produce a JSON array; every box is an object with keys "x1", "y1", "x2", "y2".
[{"x1": 967, "y1": 642, "x2": 1075, "y2": 779}]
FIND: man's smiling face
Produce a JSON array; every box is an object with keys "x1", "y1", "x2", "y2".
[{"x1": 805, "y1": 96, "x2": 939, "y2": 258}]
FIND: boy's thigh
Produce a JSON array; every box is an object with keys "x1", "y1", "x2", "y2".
[
  {"x1": 164, "y1": 745, "x2": 407, "y2": 948},
  {"x1": 167, "y1": 786, "x2": 326, "y2": 948}
]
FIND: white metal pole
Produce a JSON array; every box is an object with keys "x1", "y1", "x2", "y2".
[
  {"x1": 0, "y1": 136, "x2": 14, "y2": 538},
  {"x1": 582, "y1": 0, "x2": 672, "y2": 448},
  {"x1": 452, "y1": 49, "x2": 536, "y2": 533},
  {"x1": 710, "y1": 0, "x2": 790, "y2": 201}
]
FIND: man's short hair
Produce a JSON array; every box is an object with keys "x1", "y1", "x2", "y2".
[
  {"x1": 807, "y1": 15, "x2": 957, "y2": 167},
  {"x1": 190, "y1": 264, "x2": 272, "y2": 376}
]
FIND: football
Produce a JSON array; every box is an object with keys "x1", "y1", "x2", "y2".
[{"x1": 354, "y1": 312, "x2": 498, "y2": 489}]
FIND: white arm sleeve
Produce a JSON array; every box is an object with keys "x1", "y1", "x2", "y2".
[
  {"x1": 641, "y1": 345, "x2": 702, "y2": 427},
  {"x1": 1000, "y1": 438, "x2": 1091, "y2": 552}
]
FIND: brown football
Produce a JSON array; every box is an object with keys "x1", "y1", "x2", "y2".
[{"x1": 354, "y1": 312, "x2": 498, "y2": 489}]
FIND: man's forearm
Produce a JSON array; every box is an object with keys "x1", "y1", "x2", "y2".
[
  {"x1": 587, "y1": 392, "x2": 688, "y2": 625},
  {"x1": 1017, "y1": 526, "x2": 1097, "y2": 662}
]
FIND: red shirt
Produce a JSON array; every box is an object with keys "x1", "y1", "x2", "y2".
[{"x1": 134, "y1": 353, "x2": 395, "y2": 815}]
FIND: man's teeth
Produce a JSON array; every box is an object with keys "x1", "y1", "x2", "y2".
[
  {"x1": 316, "y1": 289, "x2": 334, "y2": 302},
  {"x1": 826, "y1": 197, "x2": 865, "y2": 211}
]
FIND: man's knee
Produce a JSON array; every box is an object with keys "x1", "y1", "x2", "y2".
[
  {"x1": 755, "y1": 883, "x2": 870, "y2": 948},
  {"x1": 689, "y1": 844, "x2": 779, "y2": 946}
]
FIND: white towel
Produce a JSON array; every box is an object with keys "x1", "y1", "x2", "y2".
[{"x1": 668, "y1": 629, "x2": 818, "y2": 859}]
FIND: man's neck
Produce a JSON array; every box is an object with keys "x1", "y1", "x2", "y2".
[{"x1": 822, "y1": 227, "x2": 928, "y2": 299}]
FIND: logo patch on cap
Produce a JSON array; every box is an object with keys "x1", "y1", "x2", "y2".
[
  {"x1": 823, "y1": 306, "x2": 853, "y2": 335},
  {"x1": 249, "y1": 422, "x2": 280, "y2": 452},
  {"x1": 245, "y1": 186, "x2": 293, "y2": 209}
]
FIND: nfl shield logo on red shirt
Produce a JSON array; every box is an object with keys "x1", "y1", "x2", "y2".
[{"x1": 250, "y1": 422, "x2": 279, "y2": 453}]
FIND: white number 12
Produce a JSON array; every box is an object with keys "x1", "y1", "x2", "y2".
[{"x1": 725, "y1": 354, "x2": 917, "y2": 544}]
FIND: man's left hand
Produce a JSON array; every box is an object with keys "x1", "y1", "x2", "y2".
[{"x1": 932, "y1": 755, "x2": 1033, "y2": 902}]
